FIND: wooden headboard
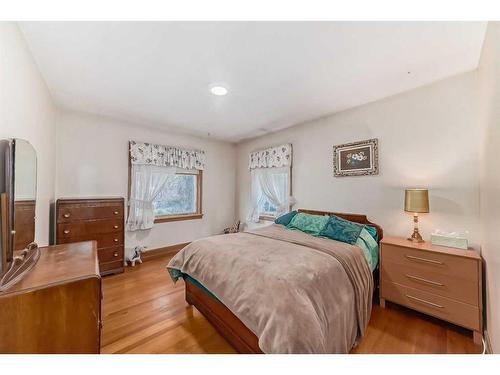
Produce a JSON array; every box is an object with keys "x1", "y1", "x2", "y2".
[{"x1": 298, "y1": 209, "x2": 384, "y2": 242}]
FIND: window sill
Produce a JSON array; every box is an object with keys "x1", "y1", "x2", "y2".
[
  {"x1": 259, "y1": 215, "x2": 276, "y2": 222},
  {"x1": 154, "y1": 213, "x2": 203, "y2": 223}
]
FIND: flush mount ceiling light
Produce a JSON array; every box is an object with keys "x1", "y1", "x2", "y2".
[{"x1": 210, "y1": 86, "x2": 228, "y2": 96}]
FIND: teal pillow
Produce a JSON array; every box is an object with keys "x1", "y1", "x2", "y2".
[
  {"x1": 274, "y1": 210, "x2": 297, "y2": 226},
  {"x1": 286, "y1": 213, "x2": 329, "y2": 236},
  {"x1": 319, "y1": 215, "x2": 364, "y2": 244},
  {"x1": 365, "y1": 225, "x2": 378, "y2": 242},
  {"x1": 355, "y1": 227, "x2": 379, "y2": 271}
]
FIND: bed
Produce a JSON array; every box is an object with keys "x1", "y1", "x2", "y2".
[{"x1": 167, "y1": 209, "x2": 383, "y2": 354}]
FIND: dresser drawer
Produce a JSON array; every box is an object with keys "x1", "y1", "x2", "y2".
[
  {"x1": 99, "y1": 260, "x2": 124, "y2": 275},
  {"x1": 56, "y1": 232, "x2": 123, "y2": 248},
  {"x1": 98, "y1": 246, "x2": 124, "y2": 263},
  {"x1": 382, "y1": 244, "x2": 478, "y2": 281},
  {"x1": 381, "y1": 260, "x2": 479, "y2": 305},
  {"x1": 381, "y1": 281, "x2": 480, "y2": 331},
  {"x1": 57, "y1": 204, "x2": 123, "y2": 223},
  {"x1": 57, "y1": 219, "x2": 123, "y2": 238}
]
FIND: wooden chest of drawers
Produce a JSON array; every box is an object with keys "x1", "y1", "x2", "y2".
[
  {"x1": 380, "y1": 236, "x2": 483, "y2": 344},
  {"x1": 56, "y1": 198, "x2": 125, "y2": 276}
]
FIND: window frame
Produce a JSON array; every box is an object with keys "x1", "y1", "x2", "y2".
[
  {"x1": 127, "y1": 149, "x2": 203, "y2": 224},
  {"x1": 153, "y1": 169, "x2": 203, "y2": 223},
  {"x1": 258, "y1": 167, "x2": 292, "y2": 222}
]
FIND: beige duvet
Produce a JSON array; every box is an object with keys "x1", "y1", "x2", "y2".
[{"x1": 167, "y1": 224, "x2": 373, "y2": 354}]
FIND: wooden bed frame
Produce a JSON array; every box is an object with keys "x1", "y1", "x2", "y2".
[{"x1": 184, "y1": 209, "x2": 383, "y2": 354}]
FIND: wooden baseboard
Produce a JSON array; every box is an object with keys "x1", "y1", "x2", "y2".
[
  {"x1": 141, "y1": 242, "x2": 190, "y2": 262},
  {"x1": 484, "y1": 330, "x2": 493, "y2": 354}
]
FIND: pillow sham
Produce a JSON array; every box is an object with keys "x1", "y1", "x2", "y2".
[
  {"x1": 364, "y1": 225, "x2": 378, "y2": 242},
  {"x1": 355, "y1": 227, "x2": 379, "y2": 271},
  {"x1": 286, "y1": 212, "x2": 329, "y2": 236},
  {"x1": 274, "y1": 210, "x2": 298, "y2": 226},
  {"x1": 318, "y1": 215, "x2": 365, "y2": 245}
]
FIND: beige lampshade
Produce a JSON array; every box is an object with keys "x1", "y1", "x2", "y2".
[{"x1": 404, "y1": 189, "x2": 429, "y2": 213}]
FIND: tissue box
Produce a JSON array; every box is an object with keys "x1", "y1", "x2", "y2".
[{"x1": 430, "y1": 233, "x2": 468, "y2": 249}]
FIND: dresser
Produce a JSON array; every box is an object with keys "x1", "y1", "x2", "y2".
[
  {"x1": 56, "y1": 197, "x2": 125, "y2": 276},
  {"x1": 0, "y1": 241, "x2": 101, "y2": 353},
  {"x1": 380, "y1": 236, "x2": 483, "y2": 344}
]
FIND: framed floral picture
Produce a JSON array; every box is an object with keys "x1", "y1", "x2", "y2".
[{"x1": 333, "y1": 138, "x2": 379, "y2": 177}]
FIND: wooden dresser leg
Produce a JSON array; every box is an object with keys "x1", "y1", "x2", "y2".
[
  {"x1": 380, "y1": 297, "x2": 386, "y2": 308},
  {"x1": 473, "y1": 331, "x2": 483, "y2": 346}
]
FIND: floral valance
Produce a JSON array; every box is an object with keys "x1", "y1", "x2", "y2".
[
  {"x1": 248, "y1": 143, "x2": 292, "y2": 169},
  {"x1": 130, "y1": 141, "x2": 205, "y2": 170}
]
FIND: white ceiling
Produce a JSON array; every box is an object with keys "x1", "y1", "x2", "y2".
[{"x1": 19, "y1": 22, "x2": 487, "y2": 142}]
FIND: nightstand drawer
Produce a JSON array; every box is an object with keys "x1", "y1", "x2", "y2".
[
  {"x1": 382, "y1": 244, "x2": 478, "y2": 281},
  {"x1": 381, "y1": 281, "x2": 480, "y2": 331},
  {"x1": 381, "y1": 260, "x2": 479, "y2": 305}
]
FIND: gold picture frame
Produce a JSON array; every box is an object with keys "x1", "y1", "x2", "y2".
[{"x1": 333, "y1": 138, "x2": 379, "y2": 177}]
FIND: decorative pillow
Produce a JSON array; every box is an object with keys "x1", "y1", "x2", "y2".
[
  {"x1": 355, "y1": 228, "x2": 379, "y2": 271},
  {"x1": 286, "y1": 213, "x2": 330, "y2": 236},
  {"x1": 364, "y1": 225, "x2": 378, "y2": 242},
  {"x1": 319, "y1": 215, "x2": 364, "y2": 244},
  {"x1": 274, "y1": 210, "x2": 298, "y2": 226}
]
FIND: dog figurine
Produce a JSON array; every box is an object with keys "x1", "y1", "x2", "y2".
[{"x1": 128, "y1": 245, "x2": 145, "y2": 266}]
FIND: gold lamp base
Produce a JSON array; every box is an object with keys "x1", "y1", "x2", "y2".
[
  {"x1": 407, "y1": 230, "x2": 424, "y2": 243},
  {"x1": 407, "y1": 213, "x2": 425, "y2": 243}
]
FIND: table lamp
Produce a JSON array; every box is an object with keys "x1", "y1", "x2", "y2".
[{"x1": 404, "y1": 189, "x2": 429, "y2": 243}]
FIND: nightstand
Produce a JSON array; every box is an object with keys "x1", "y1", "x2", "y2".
[{"x1": 379, "y1": 236, "x2": 483, "y2": 345}]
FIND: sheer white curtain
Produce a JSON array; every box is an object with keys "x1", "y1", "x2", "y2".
[
  {"x1": 248, "y1": 169, "x2": 264, "y2": 223},
  {"x1": 247, "y1": 167, "x2": 293, "y2": 223},
  {"x1": 127, "y1": 165, "x2": 176, "y2": 231}
]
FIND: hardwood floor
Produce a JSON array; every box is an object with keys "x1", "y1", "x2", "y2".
[{"x1": 101, "y1": 254, "x2": 482, "y2": 354}]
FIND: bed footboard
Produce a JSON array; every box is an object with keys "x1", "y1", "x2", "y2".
[{"x1": 185, "y1": 278, "x2": 262, "y2": 354}]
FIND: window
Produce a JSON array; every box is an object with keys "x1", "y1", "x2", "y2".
[
  {"x1": 255, "y1": 167, "x2": 292, "y2": 220},
  {"x1": 153, "y1": 169, "x2": 202, "y2": 223},
  {"x1": 127, "y1": 141, "x2": 205, "y2": 230},
  {"x1": 258, "y1": 170, "x2": 289, "y2": 218},
  {"x1": 247, "y1": 143, "x2": 293, "y2": 223}
]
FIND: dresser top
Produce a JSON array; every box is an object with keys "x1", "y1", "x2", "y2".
[
  {"x1": 1, "y1": 241, "x2": 100, "y2": 296},
  {"x1": 57, "y1": 197, "x2": 124, "y2": 204},
  {"x1": 381, "y1": 236, "x2": 481, "y2": 260}
]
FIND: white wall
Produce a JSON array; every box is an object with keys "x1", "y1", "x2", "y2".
[
  {"x1": 56, "y1": 110, "x2": 237, "y2": 250},
  {"x1": 477, "y1": 22, "x2": 500, "y2": 353},
  {"x1": 0, "y1": 22, "x2": 57, "y2": 246},
  {"x1": 236, "y1": 72, "x2": 482, "y2": 246}
]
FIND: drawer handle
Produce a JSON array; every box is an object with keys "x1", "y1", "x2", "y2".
[
  {"x1": 405, "y1": 255, "x2": 443, "y2": 265},
  {"x1": 63, "y1": 229, "x2": 70, "y2": 234},
  {"x1": 114, "y1": 211, "x2": 119, "y2": 215},
  {"x1": 406, "y1": 294, "x2": 444, "y2": 309},
  {"x1": 113, "y1": 252, "x2": 118, "y2": 257},
  {"x1": 63, "y1": 213, "x2": 70, "y2": 218},
  {"x1": 405, "y1": 274, "x2": 444, "y2": 287},
  {"x1": 113, "y1": 225, "x2": 119, "y2": 229},
  {"x1": 113, "y1": 238, "x2": 119, "y2": 242}
]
